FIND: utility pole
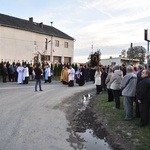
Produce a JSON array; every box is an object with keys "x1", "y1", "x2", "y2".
[
  {"x1": 45, "y1": 38, "x2": 48, "y2": 50},
  {"x1": 130, "y1": 42, "x2": 133, "y2": 64},
  {"x1": 50, "y1": 36, "x2": 53, "y2": 64},
  {"x1": 45, "y1": 38, "x2": 51, "y2": 63},
  {"x1": 147, "y1": 41, "x2": 149, "y2": 69}
]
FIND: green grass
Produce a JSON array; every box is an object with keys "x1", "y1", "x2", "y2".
[{"x1": 93, "y1": 91, "x2": 150, "y2": 150}]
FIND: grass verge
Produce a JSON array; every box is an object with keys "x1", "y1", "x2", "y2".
[{"x1": 93, "y1": 91, "x2": 150, "y2": 150}]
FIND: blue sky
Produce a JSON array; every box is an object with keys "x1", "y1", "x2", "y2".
[{"x1": 1, "y1": 0, "x2": 150, "y2": 63}]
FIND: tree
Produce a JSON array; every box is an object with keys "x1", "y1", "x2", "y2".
[
  {"x1": 121, "y1": 49, "x2": 126, "y2": 58},
  {"x1": 127, "y1": 46, "x2": 146, "y2": 64}
]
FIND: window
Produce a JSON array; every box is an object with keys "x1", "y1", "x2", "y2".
[
  {"x1": 55, "y1": 40, "x2": 59, "y2": 47},
  {"x1": 111, "y1": 62, "x2": 116, "y2": 66},
  {"x1": 64, "y1": 42, "x2": 68, "y2": 48}
]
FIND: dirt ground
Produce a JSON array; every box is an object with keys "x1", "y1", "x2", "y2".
[{"x1": 60, "y1": 89, "x2": 133, "y2": 150}]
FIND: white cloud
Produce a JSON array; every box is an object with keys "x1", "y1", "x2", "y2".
[{"x1": 1, "y1": 0, "x2": 150, "y2": 63}]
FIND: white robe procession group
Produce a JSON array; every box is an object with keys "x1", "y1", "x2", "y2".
[{"x1": 17, "y1": 65, "x2": 29, "y2": 84}]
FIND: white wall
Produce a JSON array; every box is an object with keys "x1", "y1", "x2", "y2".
[
  {"x1": 100, "y1": 58, "x2": 121, "y2": 66},
  {"x1": 0, "y1": 26, "x2": 74, "y2": 64}
]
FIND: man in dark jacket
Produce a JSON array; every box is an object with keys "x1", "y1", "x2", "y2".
[
  {"x1": 137, "y1": 69, "x2": 150, "y2": 127},
  {"x1": 135, "y1": 64, "x2": 144, "y2": 118},
  {"x1": 34, "y1": 64, "x2": 43, "y2": 91},
  {"x1": 2, "y1": 63, "x2": 8, "y2": 83}
]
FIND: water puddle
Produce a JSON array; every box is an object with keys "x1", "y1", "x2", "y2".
[
  {"x1": 68, "y1": 92, "x2": 113, "y2": 150},
  {"x1": 77, "y1": 129, "x2": 112, "y2": 150}
]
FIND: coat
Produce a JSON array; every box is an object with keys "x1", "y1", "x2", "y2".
[
  {"x1": 120, "y1": 72, "x2": 137, "y2": 97},
  {"x1": 136, "y1": 76, "x2": 150, "y2": 103},
  {"x1": 94, "y1": 71, "x2": 102, "y2": 85},
  {"x1": 34, "y1": 67, "x2": 42, "y2": 79},
  {"x1": 105, "y1": 72, "x2": 113, "y2": 89},
  {"x1": 110, "y1": 70, "x2": 123, "y2": 90}
]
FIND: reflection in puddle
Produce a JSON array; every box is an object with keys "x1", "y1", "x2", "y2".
[
  {"x1": 77, "y1": 129, "x2": 112, "y2": 150},
  {"x1": 68, "y1": 92, "x2": 112, "y2": 150}
]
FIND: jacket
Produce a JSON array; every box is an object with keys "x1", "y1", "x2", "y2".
[
  {"x1": 121, "y1": 72, "x2": 137, "y2": 97},
  {"x1": 136, "y1": 76, "x2": 150, "y2": 103},
  {"x1": 94, "y1": 71, "x2": 102, "y2": 85},
  {"x1": 110, "y1": 70, "x2": 123, "y2": 90},
  {"x1": 105, "y1": 72, "x2": 113, "y2": 89},
  {"x1": 34, "y1": 67, "x2": 42, "y2": 79}
]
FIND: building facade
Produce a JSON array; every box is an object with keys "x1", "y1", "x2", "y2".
[
  {"x1": 0, "y1": 13, "x2": 74, "y2": 64},
  {"x1": 100, "y1": 56, "x2": 140, "y2": 66}
]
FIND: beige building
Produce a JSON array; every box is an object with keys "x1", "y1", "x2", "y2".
[
  {"x1": 0, "y1": 13, "x2": 75, "y2": 64},
  {"x1": 100, "y1": 56, "x2": 140, "y2": 66}
]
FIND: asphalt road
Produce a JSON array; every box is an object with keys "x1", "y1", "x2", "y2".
[{"x1": 0, "y1": 80, "x2": 94, "y2": 150}]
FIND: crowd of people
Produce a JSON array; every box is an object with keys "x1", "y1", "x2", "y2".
[
  {"x1": 1, "y1": 62, "x2": 150, "y2": 127},
  {"x1": 61, "y1": 63, "x2": 150, "y2": 127},
  {"x1": 1, "y1": 63, "x2": 52, "y2": 91},
  {"x1": 105, "y1": 64, "x2": 150, "y2": 127}
]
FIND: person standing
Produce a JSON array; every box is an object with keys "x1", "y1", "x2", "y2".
[
  {"x1": 9, "y1": 64, "x2": 15, "y2": 82},
  {"x1": 76, "y1": 64, "x2": 85, "y2": 86},
  {"x1": 34, "y1": 64, "x2": 43, "y2": 91},
  {"x1": 23, "y1": 64, "x2": 29, "y2": 84},
  {"x1": 121, "y1": 65, "x2": 137, "y2": 121},
  {"x1": 17, "y1": 64, "x2": 24, "y2": 84},
  {"x1": 44, "y1": 64, "x2": 51, "y2": 83},
  {"x1": 105, "y1": 67, "x2": 114, "y2": 102},
  {"x1": 2, "y1": 63, "x2": 8, "y2": 83},
  {"x1": 84, "y1": 65, "x2": 90, "y2": 82},
  {"x1": 60, "y1": 66, "x2": 69, "y2": 84},
  {"x1": 110, "y1": 65, "x2": 123, "y2": 109},
  {"x1": 121, "y1": 64, "x2": 126, "y2": 76},
  {"x1": 68, "y1": 65, "x2": 75, "y2": 87},
  {"x1": 135, "y1": 64, "x2": 144, "y2": 118},
  {"x1": 136, "y1": 69, "x2": 150, "y2": 127},
  {"x1": 94, "y1": 66, "x2": 102, "y2": 94},
  {"x1": 101, "y1": 66, "x2": 107, "y2": 91},
  {"x1": 29, "y1": 64, "x2": 33, "y2": 81}
]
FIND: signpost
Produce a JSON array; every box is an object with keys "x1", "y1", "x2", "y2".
[{"x1": 144, "y1": 29, "x2": 150, "y2": 68}]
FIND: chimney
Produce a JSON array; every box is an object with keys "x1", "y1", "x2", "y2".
[
  {"x1": 39, "y1": 22, "x2": 43, "y2": 28},
  {"x1": 29, "y1": 17, "x2": 33, "y2": 22},
  {"x1": 51, "y1": 22, "x2": 53, "y2": 26}
]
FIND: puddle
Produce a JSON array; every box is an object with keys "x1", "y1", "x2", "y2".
[
  {"x1": 77, "y1": 129, "x2": 112, "y2": 150},
  {"x1": 68, "y1": 92, "x2": 113, "y2": 150}
]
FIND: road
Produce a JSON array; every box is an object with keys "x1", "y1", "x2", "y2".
[{"x1": 0, "y1": 80, "x2": 94, "y2": 150}]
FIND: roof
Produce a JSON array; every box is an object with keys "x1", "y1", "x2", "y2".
[
  {"x1": 101, "y1": 57, "x2": 139, "y2": 62},
  {"x1": 0, "y1": 13, "x2": 74, "y2": 40}
]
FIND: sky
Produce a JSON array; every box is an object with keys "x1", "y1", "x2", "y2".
[{"x1": 1, "y1": 0, "x2": 150, "y2": 63}]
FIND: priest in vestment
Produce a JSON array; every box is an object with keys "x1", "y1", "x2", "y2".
[
  {"x1": 60, "y1": 66, "x2": 68, "y2": 84},
  {"x1": 76, "y1": 64, "x2": 85, "y2": 86}
]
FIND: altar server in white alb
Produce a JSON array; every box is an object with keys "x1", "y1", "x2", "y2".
[
  {"x1": 17, "y1": 63, "x2": 24, "y2": 84},
  {"x1": 23, "y1": 64, "x2": 29, "y2": 84},
  {"x1": 45, "y1": 64, "x2": 51, "y2": 83},
  {"x1": 68, "y1": 65, "x2": 75, "y2": 87}
]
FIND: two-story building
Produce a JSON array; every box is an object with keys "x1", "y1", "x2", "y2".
[{"x1": 0, "y1": 13, "x2": 75, "y2": 64}]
